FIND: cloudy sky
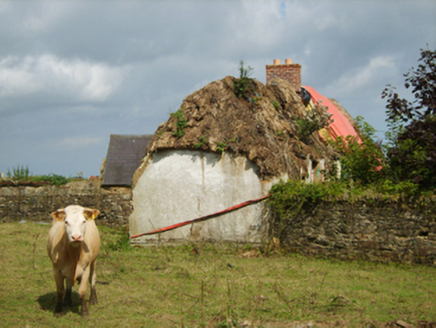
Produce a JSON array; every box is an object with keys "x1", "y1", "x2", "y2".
[{"x1": 1, "y1": 0, "x2": 435, "y2": 178}]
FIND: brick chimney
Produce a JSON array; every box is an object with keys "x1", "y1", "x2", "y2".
[{"x1": 266, "y1": 58, "x2": 301, "y2": 91}]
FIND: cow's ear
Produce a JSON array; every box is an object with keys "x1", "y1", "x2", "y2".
[
  {"x1": 52, "y1": 209, "x2": 66, "y2": 221},
  {"x1": 84, "y1": 208, "x2": 100, "y2": 220}
]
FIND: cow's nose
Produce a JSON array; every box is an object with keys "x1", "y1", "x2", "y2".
[{"x1": 71, "y1": 235, "x2": 83, "y2": 241}]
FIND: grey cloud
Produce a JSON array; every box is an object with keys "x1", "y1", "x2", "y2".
[
  {"x1": 0, "y1": 0, "x2": 435, "y2": 177},
  {"x1": 0, "y1": 54, "x2": 129, "y2": 118}
]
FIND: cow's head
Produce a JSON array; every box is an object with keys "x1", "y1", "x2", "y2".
[{"x1": 51, "y1": 205, "x2": 100, "y2": 246}]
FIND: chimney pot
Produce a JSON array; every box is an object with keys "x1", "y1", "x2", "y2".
[{"x1": 266, "y1": 59, "x2": 301, "y2": 91}]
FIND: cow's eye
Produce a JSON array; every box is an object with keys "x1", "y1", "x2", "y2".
[
  {"x1": 65, "y1": 220, "x2": 69, "y2": 225},
  {"x1": 82, "y1": 220, "x2": 86, "y2": 224}
]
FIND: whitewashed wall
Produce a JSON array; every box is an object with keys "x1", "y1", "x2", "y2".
[{"x1": 129, "y1": 150, "x2": 282, "y2": 245}]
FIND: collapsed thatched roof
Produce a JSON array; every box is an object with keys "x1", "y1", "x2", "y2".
[{"x1": 142, "y1": 76, "x2": 340, "y2": 181}]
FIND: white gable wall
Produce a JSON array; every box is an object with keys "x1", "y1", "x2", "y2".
[{"x1": 129, "y1": 150, "x2": 282, "y2": 245}]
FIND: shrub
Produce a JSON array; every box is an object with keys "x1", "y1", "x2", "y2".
[
  {"x1": 329, "y1": 116, "x2": 385, "y2": 185},
  {"x1": 269, "y1": 180, "x2": 346, "y2": 239},
  {"x1": 31, "y1": 174, "x2": 70, "y2": 186},
  {"x1": 233, "y1": 60, "x2": 255, "y2": 99},
  {"x1": 3, "y1": 165, "x2": 74, "y2": 186}
]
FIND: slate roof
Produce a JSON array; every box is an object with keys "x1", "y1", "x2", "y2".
[{"x1": 102, "y1": 134, "x2": 152, "y2": 186}]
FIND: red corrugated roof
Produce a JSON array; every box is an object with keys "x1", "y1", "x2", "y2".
[{"x1": 303, "y1": 86, "x2": 361, "y2": 143}]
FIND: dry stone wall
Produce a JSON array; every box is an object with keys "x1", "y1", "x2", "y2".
[
  {"x1": 0, "y1": 181, "x2": 131, "y2": 228},
  {"x1": 1, "y1": 181, "x2": 435, "y2": 266},
  {"x1": 276, "y1": 200, "x2": 436, "y2": 266}
]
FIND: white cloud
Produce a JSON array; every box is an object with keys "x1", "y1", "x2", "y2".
[
  {"x1": 0, "y1": 54, "x2": 128, "y2": 102},
  {"x1": 324, "y1": 56, "x2": 397, "y2": 95}
]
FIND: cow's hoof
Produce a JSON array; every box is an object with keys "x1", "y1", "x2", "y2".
[
  {"x1": 54, "y1": 303, "x2": 63, "y2": 317},
  {"x1": 81, "y1": 304, "x2": 89, "y2": 318}
]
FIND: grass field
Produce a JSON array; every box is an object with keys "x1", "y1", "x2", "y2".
[{"x1": 0, "y1": 221, "x2": 435, "y2": 327}]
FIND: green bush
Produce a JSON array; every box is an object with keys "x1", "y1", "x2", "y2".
[
  {"x1": 3, "y1": 165, "x2": 74, "y2": 186},
  {"x1": 324, "y1": 48, "x2": 436, "y2": 191},
  {"x1": 31, "y1": 174, "x2": 70, "y2": 186},
  {"x1": 268, "y1": 180, "x2": 347, "y2": 239},
  {"x1": 269, "y1": 180, "x2": 345, "y2": 218},
  {"x1": 329, "y1": 116, "x2": 385, "y2": 185}
]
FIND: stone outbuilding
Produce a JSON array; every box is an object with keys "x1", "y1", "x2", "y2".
[{"x1": 129, "y1": 59, "x2": 361, "y2": 245}]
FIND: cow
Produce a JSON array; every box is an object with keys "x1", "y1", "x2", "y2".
[{"x1": 47, "y1": 205, "x2": 101, "y2": 317}]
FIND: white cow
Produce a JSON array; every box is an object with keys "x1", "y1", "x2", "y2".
[{"x1": 47, "y1": 205, "x2": 101, "y2": 317}]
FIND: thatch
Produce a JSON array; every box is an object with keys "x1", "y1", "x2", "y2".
[{"x1": 138, "y1": 76, "x2": 339, "y2": 183}]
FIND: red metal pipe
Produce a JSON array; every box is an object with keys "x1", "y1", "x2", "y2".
[{"x1": 130, "y1": 194, "x2": 270, "y2": 239}]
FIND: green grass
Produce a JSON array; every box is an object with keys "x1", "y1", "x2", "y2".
[{"x1": 0, "y1": 222, "x2": 435, "y2": 327}]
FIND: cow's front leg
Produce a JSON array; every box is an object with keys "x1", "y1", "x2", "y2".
[
  {"x1": 78, "y1": 267, "x2": 91, "y2": 317},
  {"x1": 53, "y1": 270, "x2": 64, "y2": 317},
  {"x1": 89, "y1": 260, "x2": 98, "y2": 305},
  {"x1": 63, "y1": 278, "x2": 72, "y2": 307}
]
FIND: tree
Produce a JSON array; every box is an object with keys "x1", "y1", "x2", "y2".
[{"x1": 382, "y1": 47, "x2": 436, "y2": 189}]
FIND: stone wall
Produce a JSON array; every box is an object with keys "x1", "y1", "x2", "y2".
[
  {"x1": 275, "y1": 200, "x2": 436, "y2": 266},
  {"x1": 0, "y1": 180, "x2": 131, "y2": 228},
  {"x1": 1, "y1": 182, "x2": 435, "y2": 266}
]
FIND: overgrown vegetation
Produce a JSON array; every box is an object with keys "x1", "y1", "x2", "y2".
[
  {"x1": 296, "y1": 104, "x2": 333, "y2": 143},
  {"x1": 171, "y1": 108, "x2": 188, "y2": 138},
  {"x1": 1, "y1": 222, "x2": 434, "y2": 327},
  {"x1": 328, "y1": 116, "x2": 385, "y2": 185},
  {"x1": 6, "y1": 164, "x2": 31, "y2": 180},
  {"x1": 233, "y1": 60, "x2": 256, "y2": 99},
  {"x1": 269, "y1": 180, "x2": 344, "y2": 240},
  {"x1": 269, "y1": 48, "x2": 436, "y2": 246},
  {"x1": 268, "y1": 178, "x2": 432, "y2": 244},
  {"x1": 215, "y1": 137, "x2": 239, "y2": 153},
  {"x1": 1, "y1": 165, "x2": 78, "y2": 186},
  {"x1": 326, "y1": 47, "x2": 436, "y2": 192},
  {"x1": 32, "y1": 174, "x2": 71, "y2": 186},
  {"x1": 194, "y1": 135, "x2": 209, "y2": 149}
]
